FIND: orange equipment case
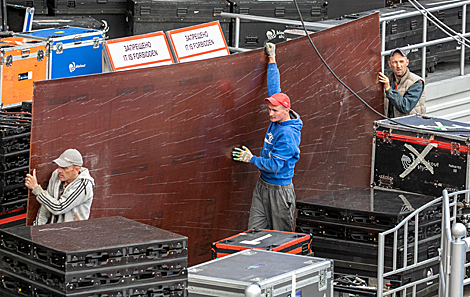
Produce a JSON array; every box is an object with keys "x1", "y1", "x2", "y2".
[
  {"x1": 211, "y1": 228, "x2": 312, "y2": 259},
  {"x1": 0, "y1": 37, "x2": 48, "y2": 107}
]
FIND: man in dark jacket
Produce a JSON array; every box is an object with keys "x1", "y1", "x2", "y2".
[{"x1": 232, "y1": 43, "x2": 303, "y2": 231}]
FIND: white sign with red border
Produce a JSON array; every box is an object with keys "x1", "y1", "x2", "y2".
[
  {"x1": 104, "y1": 32, "x2": 174, "y2": 71},
  {"x1": 167, "y1": 21, "x2": 229, "y2": 63}
]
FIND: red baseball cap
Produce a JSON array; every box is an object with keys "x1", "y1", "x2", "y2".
[{"x1": 265, "y1": 93, "x2": 291, "y2": 109}]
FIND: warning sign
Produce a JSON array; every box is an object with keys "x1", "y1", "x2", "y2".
[
  {"x1": 167, "y1": 21, "x2": 229, "y2": 63},
  {"x1": 104, "y1": 32, "x2": 174, "y2": 71}
]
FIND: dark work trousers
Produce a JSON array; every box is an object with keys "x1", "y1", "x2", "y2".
[{"x1": 248, "y1": 177, "x2": 296, "y2": 231}]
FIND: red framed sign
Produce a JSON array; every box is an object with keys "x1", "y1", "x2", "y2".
[
  {"x1": 104, "y1": 31, "x2": 174, "y2": 71},
  {"x1": 167, "y1": 21, "x2": 229, "y2": 63}
]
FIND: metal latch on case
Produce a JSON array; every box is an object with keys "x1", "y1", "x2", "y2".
[
  {"x1": 74, "y1": 36, "x2": 82, "y2": 44},
  {"x1": 319, "y1": 269, "x2": 327, "y2": 291},
  {"x1": 56, "y1": 43, "x2": 63, "y2": 54},
  {"x1": 93, "y1": 37, "x2": 100, "y2": 49},
  {"x1": 5, "y1": 55, "x2": 13, "y2": 67},
  {"x1": 378, "y1": 175, "x2": 393, "y2": 187},
  {"x1": 37, "y1": 50, "x2": 44, "y2": 61},
  {"x1": 451, "y1": 142, "x2": 461, "y2": 156}
]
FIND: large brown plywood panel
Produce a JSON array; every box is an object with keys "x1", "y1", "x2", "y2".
[{"x1": 28, "y1": 14, "x2": 382, "y2": 265}]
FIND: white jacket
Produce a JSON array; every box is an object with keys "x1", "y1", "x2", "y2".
[{"x1": 33, "y1": 167, "x2": 95, "y2": 225}]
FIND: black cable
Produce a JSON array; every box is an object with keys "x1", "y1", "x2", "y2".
[{"x1": 291, "y1": 0, "x2": 470, "y2": 134}]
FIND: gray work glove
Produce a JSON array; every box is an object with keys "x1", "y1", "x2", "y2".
[
  {"x1": 232, "y1": 146, "x2": 253, "y2": 163},
  {"x1": 265, "y1": 43, "x2": 276, "y2": 58}
]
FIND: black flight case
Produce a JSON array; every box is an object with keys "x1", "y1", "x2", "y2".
[
  {"x1": 126, "y1": 0, "x2": 232, "y2": 43},
  {"x1": 0, "y1": 216, "x2": 188, "y2": 296},
  {"x1": 372, "y1": 114, "x2": 470, "y2": 201},
  {"x1": 232, "y1": 0, "x2": 327, "y2": 48},
  {"x1": 48, "y1": 0, "x2": 126, "y2": 38}
]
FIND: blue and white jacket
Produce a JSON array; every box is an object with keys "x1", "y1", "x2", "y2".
[{"x1": 250, "y1": 63, "x2": 303, "y2": 186}]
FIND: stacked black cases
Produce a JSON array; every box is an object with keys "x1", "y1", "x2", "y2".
[
  {"x1": 402, "y1": 0, "x2": 470, "y2": 66},
  {"x1": 0, "y1": 216, "x2": 188, "y2": 296},
  {"x1": 378, "y1": 0, "x2": 470, "y2": 73},
  {"x1": 47, "y1": 0, "x2": 126, "y2": 38},
  {"x1": 334, "y1": 261, "x2": 439, "y2": 297},
  {"x1": 372, "y1": 115, "x2": 470, "y2": 201},
  {"x1": 0, "y1": 111, "x2": 31, "y2": 229},
  {"x1": 298, "y1": 1, "x2": 470, "y2": 74},
  {"x1": 233, "y1": 0, "x2": 327, "y2": 48},
  {"x1": 295, "y1": 187, "x2": 441, "y2": 296},
  {"x1": 326, "y1": 0, "x2": 386, "y2": 19},
  {"x1": 126, "y1": 0, "x2": 231, "y2": 42},
  {"x1": 334, "y1": 5, "x2": 439, "y2": 74}
]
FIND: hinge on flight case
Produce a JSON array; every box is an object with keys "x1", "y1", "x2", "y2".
[
  {"x1": 451, "y1": 142, "x2": 461, "y2": 156},
  {"x1": 56, "y1": 43, "x2": 63, "y2": 54},
  {"x1": 381, "y1": 131, "x2": 393, "y2": 144},
  {"x1": 93, "y1": 37, "x2": 100, "y2": 49}
]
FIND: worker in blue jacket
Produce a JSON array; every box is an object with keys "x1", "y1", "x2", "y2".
[{"x1": 232, "y1": 43, "x2": 303, "y2": 231}]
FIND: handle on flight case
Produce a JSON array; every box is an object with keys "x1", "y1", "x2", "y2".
[
  {"x1": 20, "y1": 48, "x2": 30, "y2": 57},
  {"x1": 74, "y1": 36, "x2": 82, "y2": 44}
]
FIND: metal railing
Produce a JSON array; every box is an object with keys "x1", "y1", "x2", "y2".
[
  {"x1": 438, "y1": 189, "x2": 470, "y2": 297},
  {"x1": 376, "y1": 188, "x2": 470, "y2": 297},
  {"x1": 220, "y1": 12, "x2": 334, "y2": 50},
  {"x1": 376, "y1": 192, "x2": 451, "y2": 297},
  {"x1": 223, "y1": 0, "x2": 470, "y2": 80},
  {"x1": 380, "y1": 0, "x2": 470, "y2": 80}
]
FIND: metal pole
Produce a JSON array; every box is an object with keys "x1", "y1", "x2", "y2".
[
  {"x1": 442, "y1": 190, "x2": 452, "y2": 297},
  {"x1": 235, "y1": 17, "x2": 240, "y2": 49},
  {"x1": 460, "y1": 4, "x2": 467, "y2": 76},
  {"x1": 1, "y1": 0, "x2": 7, "y2": 32},
  {"x1": 377, "y1": 233, "x2": 385, "y2": 297},
  {"x1": 449, "y1": 223, "x2": 467, "y2": 297},
  {"x1": 422, "y1": 12, "x2": 427, "y2": 80},
  {"x1": 381, "y1": 20, "x2": 386, "y2": 74}
]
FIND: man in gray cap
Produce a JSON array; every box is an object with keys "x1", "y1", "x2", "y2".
[
  {"x1": 378, "y1": 48, "x2": 426, "y2": 118},
  {"x1": 25, "y1": 149, "x2": 95, "y2": 225}
]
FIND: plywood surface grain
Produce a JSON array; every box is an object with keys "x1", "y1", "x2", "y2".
[{"x1": 28, "y1": 14, "x2": 382, "y2": 265}]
